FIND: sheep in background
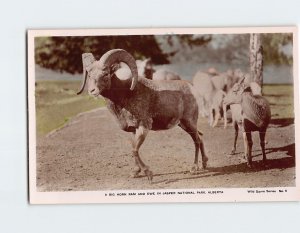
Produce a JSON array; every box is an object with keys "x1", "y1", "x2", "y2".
[
  {"x1": 223, "y1": 78, "x2": 271, "y2": 167},
  {"x1": 211, "y1": 69, "x2": 243, "y2": 93},
  {"x1": 207, "y1": 67, "x2": 219, "y2": 76},
  {"x1": 193, "y1": 68, "x2": 238, "y2": 127},
  {"x1": 115, "y1": 58, "x2": 154, "y2": 80},
  {"x1": 115, "y1": 58, "x2": 181, "y2": 81},
  {"x1": 136, "y1": 58, "x2": 153, "y2": 79},
  {"x1": 152, "y1": 69, "x2": 181, "y2": 81},
  {"x1": 192, "y1": 71, "x2": 225, "y2": 127},
  {"x1": 77, "y1": 49, "x2": 208, "y2": 182}
]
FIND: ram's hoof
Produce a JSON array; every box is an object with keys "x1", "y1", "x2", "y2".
[
  {"x1": 130, "y1": 172, "x2": 140, "y2": 178},
  {"x1": 144, "y1": 169, "x2": 153, "y2": 183},
  {"x1": 130, "y1": 167, "x2": 141, "y2": 178},
  {"x1": 230, "y1": 149, "x2": 236, "y2": 155},
  {"x1": 246, "y1": 158, "x2": 253, "y2": 168},
  {"x1": 246, "y1": 162, "x2": 253, "y2": 169},
  {"x1": 190, "y1": 165, "x2": 201, "y2": 175},
  {"x1": 262, "y1": 160, "x2": 269, "y2": 168},
  {"x1": 239, "y1": 155, "x2": 247, "y2": 163},
  {"x1": 202, "y1": 156, "x2": 208, "y2": 169}
]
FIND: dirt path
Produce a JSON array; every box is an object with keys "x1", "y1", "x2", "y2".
[{"x1": 36, "y1": 108, "x2": 295, "y2": 191}]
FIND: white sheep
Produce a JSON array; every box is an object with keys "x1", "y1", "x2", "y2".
[
  {"x1": 115, "y1": 58, "x2": 153, "y2": 80},
  {"x1": 223, "y1": 78, "x2": 271, "y2": 167},
  {"x1": 192, "y1": 71, "x2": 225, "y2": 127},
  {"x1": 152, "y1": 69, "x2": 181, "y2": 81}
]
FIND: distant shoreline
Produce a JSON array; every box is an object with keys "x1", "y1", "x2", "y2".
[{"x1": 35, "y1": 63, "x2": 294, "y2": 84}]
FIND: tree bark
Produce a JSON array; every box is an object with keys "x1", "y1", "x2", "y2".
[{"x1": 249, "y1": 34, "x2": 263, "y2": 86}]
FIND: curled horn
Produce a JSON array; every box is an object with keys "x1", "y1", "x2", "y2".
[
  {"x1": 77, "y1": 53, "x2": 95, "y2": 95},
  {"x1": 99, "y1": 49, "x2": 138, "y2": 91}
]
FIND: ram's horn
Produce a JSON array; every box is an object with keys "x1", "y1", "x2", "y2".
[
  {"x1": 99, "y1": 49, "x2": 138, "y2": 90},
  {"x1": 77, "y1": 53, "x2": 95, "y2": 95}
]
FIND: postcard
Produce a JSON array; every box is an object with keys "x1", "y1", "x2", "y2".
[{"x1": 28, "y1": 27, "x2": 299, "y2": 204}]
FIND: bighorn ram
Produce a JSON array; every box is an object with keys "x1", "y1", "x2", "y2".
[
  {"x1": 223, "y1": 78, "x2": 271, "y2": 167},
  {"x1": 77, "y1": 49, "x2": 208, "y2": 182}
]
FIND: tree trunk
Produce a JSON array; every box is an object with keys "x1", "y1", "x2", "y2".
[{"x1": 249, "y1": 34, "x2": 263, "y2": 86}]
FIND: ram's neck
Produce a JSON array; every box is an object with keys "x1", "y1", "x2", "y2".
[{"x1": 101, "y1": 74, "x2": 133, "y2": 104}]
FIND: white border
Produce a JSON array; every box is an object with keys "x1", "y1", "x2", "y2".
[{"x1": 28, "y1": 27, "x2": 299, "y2": 204}]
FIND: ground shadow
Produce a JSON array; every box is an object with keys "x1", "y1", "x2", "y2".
[
  {"x1": 266, "y1": 143, "x2": 295, "y2": 158},
  {"x1": 152, "y1": 143, "x2": 295, "y2": 185},
  {"x1": 269, "y1": 118, "x2": 294, "y2": 127},
  {"x1": 264, "y1": 94, "x2": 286, "y2": 98},
  {"x1": 251, "y1": 143, "x2": 295, "y2": 158}
]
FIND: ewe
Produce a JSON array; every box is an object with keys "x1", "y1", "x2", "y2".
[{"x1": 223, "y1": 78, "x2": 271, "y2": 167}]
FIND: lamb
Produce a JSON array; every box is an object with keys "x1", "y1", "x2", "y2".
[
  {"x1": 77, "y1": 49, "x2": 208, "y2": 182},
  {"x1": 223, "y1": 77, "x2": 271, "y2": 167}
]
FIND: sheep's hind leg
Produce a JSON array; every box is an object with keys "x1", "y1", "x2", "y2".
[
  {"x1": 230, "y1": 122, "x2": 239, "y2": 155},
  {"x1": 223, "y1": 104, "x2": 228, "y2": 129},
  {"x1": 259, "y1": 131, "x2": 267, "y2": 167},
  {"x1": 179, "y1": 122, "x2": 208, "y2": 174},
  {"x1": 212, "y1": 110, "x2": 220, "y2": 128},
  {"x1": 130, "y1": 125, "x2": 153, "y2": 182},
  {"x1": 243, "y1": 132, "x2": 253, "y2": 168}
]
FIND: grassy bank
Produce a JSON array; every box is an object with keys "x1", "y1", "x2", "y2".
[
  {"x1": 35, "y1": 81, "x2": 294, "y2": 136},
  {"x1": 263, "y1": 84, "x2": 294, "y2": 119},
  {"x1": 36, "y1": 80, "x2": 105, "y2": 136}
]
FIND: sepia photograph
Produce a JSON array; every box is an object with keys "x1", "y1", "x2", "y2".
[{"x1": 28, "y1": 27, "x2": 299, "y2": 204}]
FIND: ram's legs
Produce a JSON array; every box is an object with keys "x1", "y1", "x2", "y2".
[
  {"x1": 130, "y1": 125, "x2": 153, "y2": 182},
  {"x1": 179, "y1": 121, "x2": 208, "y2": 174}
]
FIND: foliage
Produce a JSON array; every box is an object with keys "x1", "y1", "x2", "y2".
[
  {"x1": 34, "y1": 33, "x2": 292, "y2": 74},
  {"x1": 35, "y1": 35, "x2": 211, "y2": 74},
  {"x1": 263, "y1": 33, "x2": 293, "y2": 65},
  {"x1": 35, "y1": 35, "x2": 171, "y2": 74}
]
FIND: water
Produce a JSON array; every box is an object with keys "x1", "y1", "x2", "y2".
[
  {"x1": 35, "y1": 63, "x2": 294, "y2": 84},
  {"x1": 155, "y1": 63, "x2": 294, "y2": 84}
]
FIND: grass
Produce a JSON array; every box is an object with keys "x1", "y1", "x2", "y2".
[
  {"x1": 263, "y1": 84, "x2": 294, "y2": 119},
  {"x1": 36, "y1": 80, "x2": 105, "y2": 136},
  {"x1": 35, "y1": 81, "x2": 294, "y2": 136}
]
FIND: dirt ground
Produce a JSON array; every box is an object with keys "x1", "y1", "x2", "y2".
[{"x1": 36, "y1": 108, "x2": 295, "y2": 191}]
